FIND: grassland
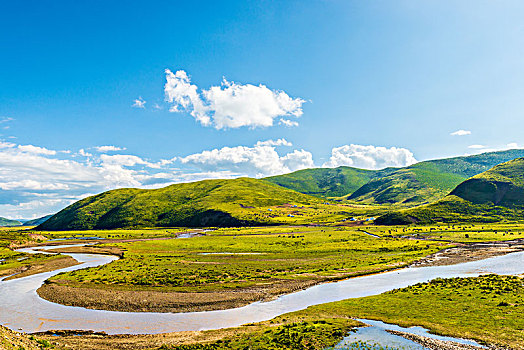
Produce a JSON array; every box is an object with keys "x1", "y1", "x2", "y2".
[
  {"x1": 362, "y1": 222, "x2": 524, "y2": 242},
  {"x1": 37, "y1": 226, "x2": 447, "y2": 312}
]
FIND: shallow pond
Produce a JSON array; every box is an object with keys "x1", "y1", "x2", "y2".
[
  {"x1": 0, "y1": 244, "x2": 523, "y2": 335},
  {"x1": 333, "y1": 318, "x2": 486, "y2": 349}
]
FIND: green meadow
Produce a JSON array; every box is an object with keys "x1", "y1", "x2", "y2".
[{"x1": 45, "y1": 226, "x2": 446, "y2": 293}]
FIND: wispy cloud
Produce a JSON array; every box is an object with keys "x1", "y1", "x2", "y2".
[
  {"x1": 164, "y1": 69, "x2": 305, "y2": 129},
  {"x1": 451, "y1": 129, "x2": 471, "y2": 136},
  {"x1": 132, "y1": 97, "x2": 146, "y2": 108},
  {"x1": 95, "y1": 145, "x2": 127, "y2": 153},
  {"x1": 279, "y1": 119, "x2": 299, "y2": 127}
]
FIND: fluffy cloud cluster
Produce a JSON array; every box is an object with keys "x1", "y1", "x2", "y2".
[
  {"x1": 164, "y1": 70, "x2": 305, "y2": 129},
  {"x1": 180, "y1": 139, "x2": 313, "y2": 177},
  {"x1": 0, "y1": 142, "x2": 182, "y2": 219},
  {"x1": 323, "y1": 144, "x2": 417, "y2": 170}
]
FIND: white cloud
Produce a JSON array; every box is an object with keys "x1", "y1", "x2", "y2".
[
  {"x1": 323, "y1": 144, "x2": 417, "y2": 170},
  {"x1": 181, "y1": 141, "x2": 313, "y2": 177},
  {"x1": 255, "y1": 138, "x2": 293, "y2": 147},
  {"x1": 279, "y1": 119, "x2": 299, "y2": 127},
  {"x1": 95, "y1": 145, "x2": 127, "y2": 153},
  {"x1": 17, "y1": 144, "x2": 56, "y2": 155},
  {"x1": 132, "y1": 97, "x2": 146, "y2": 108},
  {"x1": 281, "y1": 150, "x2": 314, "y2": 171},
  {"x1": 451, "y1": 129, "x2": 471, "y2": 136},
  {"x1": 466, "y1": 142, "x2": 520, "y2": 155},
  {"x1": 78, "y1": 149, "x2": 92, "y2": 157},
  {"x1": 164, "y1": 69, "x2": 305, "y2": 129}
]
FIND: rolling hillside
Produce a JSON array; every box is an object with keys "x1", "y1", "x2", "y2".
[
  {"x1": 376, "y1": 157, "x2": 524, "y2": 224},
  {"x1": 265, "y1": 166, "x2": 394, "y2": 197},
  {"x1": 37, "y1": 178, "x2": 321, "y2": 230},
  {"x1": 349, "y1": 149, "x2": 524, "y2": 205},
  {"x1": 267, "y1": 149, "x2": 524, "y2": 205}
]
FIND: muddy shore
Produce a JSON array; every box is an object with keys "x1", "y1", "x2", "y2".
[
  {"x1": 411, "y1": 239, "x2": 524, "y2": 267},
  {"x1": 0, "y1": 255, "x2": 79, "y2": 281},
  {"x1": 387, "y1": 330, "x2": 505, "y2": 350}
]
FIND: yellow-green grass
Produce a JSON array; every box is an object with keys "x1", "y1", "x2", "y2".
[
  {"x1": 47, "y1": 226, "x2": 447, "y2": 293},
  {"x1": 162, "y1": 318, "x2": 358, "y2": 350},
  {"x1": 33, "y1": 227, "x2": 193, "y2": 241}
]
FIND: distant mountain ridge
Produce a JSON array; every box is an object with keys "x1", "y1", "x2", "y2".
[
  {"x1": 0, "y1": 217, "x2": 22, "y2": 227},
  {"x1": 22, "y1": 215, "x2": 54, "y2": 226},
  {"x1": 266, "y1": 149, "x2": 524, "y2": 205}
]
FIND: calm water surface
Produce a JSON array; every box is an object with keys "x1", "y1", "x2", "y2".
[{"x1": 0, "y1": 244, "x2": 522, "y2": 335}]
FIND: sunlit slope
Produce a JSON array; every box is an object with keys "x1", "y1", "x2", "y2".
[
  {"x1": 450, "y1": 157, "x2": 524, "y2": 206},
  {"x1": 349, "y1": 149, "x2": 524, "y2": 205},
  {"x1": 37, "y1": 178, "x2": 321, "y2": 230},
  {"x1": 377, "y1": 157, "x2": 524, "y2": 224},
  {"x1": 265, "y1": 166, "x2": 393, "y2": 197}
]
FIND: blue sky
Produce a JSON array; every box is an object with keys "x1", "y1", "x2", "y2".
[{"x1": 1, "y1": 0, "x2": 524, "y2": 218}]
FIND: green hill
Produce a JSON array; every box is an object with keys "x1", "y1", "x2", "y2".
[
  {"x1": 349, "y1": 149, "x2": 524, "y2": 205},
  {"x1": 37, "y1": 178, "x2": 322, "y2": 230},
  {"x1": 0, "y1": 217, "x2": 22, "y2": 227},
  {"x1": 265, "y1": 166, "x2": 394, "y2": 197},
  {"x1": 450, "y1": 157, "x2": 524, "y2": 206},
  {"x1": 376, "y1": 157, "x2": 524, "y2": 225},
  {"x1": 267, "y1": 149, "x2": 524, "y2": 205}
]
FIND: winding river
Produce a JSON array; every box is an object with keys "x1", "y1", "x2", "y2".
[{"x1": 0, "y1": 244, "x2": 523, "y2": 335}]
